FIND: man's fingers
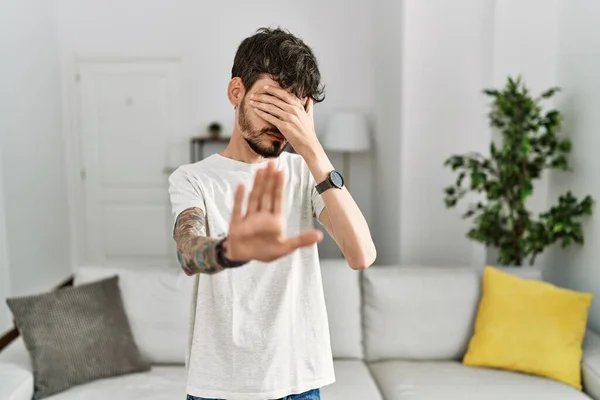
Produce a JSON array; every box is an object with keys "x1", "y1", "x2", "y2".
[
  {"x1": 283, "y1": 229, "x2": 324, "y2": 252},
  {"x1": 306, "y1": 98, "x2": 314, "y2": 119},
  {"x1": 272, "y1": 170, "x2": 284, "y2": 214},
  {"x1": 263, "y1": 85, "x2": 303, "y2": 108},
  {"x1": 253, "y1": 108, "x2": 283, "y2": 128},
  {"x1": 251, "y1": 99, "x2": 290, "y2": 121},
  {"x1": 230, "y1": 183, "x2": 245, "y2": 224},
  {"x1": 247, "y1": 168, "x2": 265, "y2": 213},
  {"x1": 251, "y1": 93, "x2": 296, "y2": 114}
]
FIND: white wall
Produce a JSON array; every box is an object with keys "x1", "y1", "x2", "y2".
[
  {"x1": 54, "y1": 0, "x2": 375, "y2": 260},
  {"x1": 545, "y1": 0, "x2": 600, "y2": 331},
  {"x1": 0, "y1": 0, "x2": 72, "y2": 298},
  {"x1": 369, "y1": 0, "x2": 403, "y2": 265},
  {"x1": 0, "y1": 155, "x2": 11, "y2": 332},
  {"x1": 398, "y1": 0, "x2": 494, "y2": 266}
]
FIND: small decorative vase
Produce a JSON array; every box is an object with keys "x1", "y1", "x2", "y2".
[{"x1": 208, "y1": 128, "x2": 221, "y2": 139}]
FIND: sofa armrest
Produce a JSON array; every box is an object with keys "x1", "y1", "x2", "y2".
[
  {"x1": 583, "y1": 329, "x2": 600, "y2": 399},
  {"x1": 0, "y1": 362, "x2": 33, "y2": 400}
]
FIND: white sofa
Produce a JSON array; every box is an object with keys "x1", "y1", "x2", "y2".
[{"x1": 1, "y1": 261, "x2": 600, "y2": 400}]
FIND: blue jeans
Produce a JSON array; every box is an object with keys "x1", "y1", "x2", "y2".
[{"x1": 186, "y1": 388, "x2": 320, "y2": 400}]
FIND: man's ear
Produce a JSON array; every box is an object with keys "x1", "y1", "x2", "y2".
[{"x1": 228, "y1": 77, "x2": 245, "y2": 109}]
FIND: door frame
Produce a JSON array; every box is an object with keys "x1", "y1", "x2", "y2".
[{"x1": 61, "y1": 56, "x2": 185, "y2": 269}]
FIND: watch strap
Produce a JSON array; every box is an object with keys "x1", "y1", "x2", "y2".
[
  {"x1": 315, "y1": 178, "x2": 333, "y2": 194},
  {"x1": 216, "y1": 237, "x2": 248, "y2": 268}
]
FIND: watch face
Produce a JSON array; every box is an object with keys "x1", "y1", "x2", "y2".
[{"x1": 330, "y1": 171, "x2": 344, "y2": 188}]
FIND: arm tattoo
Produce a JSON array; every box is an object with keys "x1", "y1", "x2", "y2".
[{"x1": 173, "y1": 207, "x2": 224, "y2": 275}]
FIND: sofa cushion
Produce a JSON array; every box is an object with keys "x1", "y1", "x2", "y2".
[
  {"x1": 42, "y1": 366, "x2": 186, "y2": 400},
  {"x1": 318, "y1": 360, "x2": 382, "y2": 400},
  {"x1": 74, "y1": 265, "x2": 194, "y2": 365},
  {"x1": 0, "y1": 338, "x2": 33, "y2": 400},
  {"x1": 463, "y1": 266, "x2": 593, "y2": 390},
  {"x1": 6, "y1": 276, "x2": 150, "y2": 400},
  {"x1": 320, "y1": 259, "x2": 363, "y2": 359},
  {"x1": 368, "y1": 360, "x2": 591, "y2": 399},
  {"x1": 363, "y1": 265, "x2": 481, "y2": 362}
]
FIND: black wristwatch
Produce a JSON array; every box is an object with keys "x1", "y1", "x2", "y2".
[
  {"x1": 216, "y1": 237, "x2": 248, "y2": 269},
  {"x1": 315, "y1": 170, "x2": 344, "y2": 194}
]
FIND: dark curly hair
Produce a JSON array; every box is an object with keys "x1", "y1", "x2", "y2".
[{"x1": 231, "y1": 27, "x2": 325, "y2": 103}]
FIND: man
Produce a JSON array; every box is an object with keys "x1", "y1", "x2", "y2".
[{"x1": 168, "y1": 27, "x2": 376, "y2": 400}]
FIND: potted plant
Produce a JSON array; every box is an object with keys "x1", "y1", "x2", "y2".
[
  {"x1": 443, "y1": 76, "x2": 594, "y2": 273},
  {"x1": 207, "y1": 122, "x2": 222, "y2": 139}
]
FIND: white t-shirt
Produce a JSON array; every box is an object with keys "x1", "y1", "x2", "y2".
[{"x1": 168, "y1": 152, "x2": 335, "y2": 400}]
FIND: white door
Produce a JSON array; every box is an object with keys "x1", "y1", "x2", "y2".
[{"x1": 77, "y1": 60, "x2": 182, "y2": 267}]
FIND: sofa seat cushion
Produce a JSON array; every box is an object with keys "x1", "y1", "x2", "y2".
[
  {"x1": 368, "y1": 360, "x2": 591, "y2": 400},
  {"x1": 320, "y1": 360, "x2": 383, "y2": 400},
  {"x1": 0, "y1": 362, "x2": 33, "y2": 400},
  {"x1": 43, "y1": 366, "x2": 186, "y2": 400}
]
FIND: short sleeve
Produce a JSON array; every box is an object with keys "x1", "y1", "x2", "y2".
[
  {"x1": 168, "y1": 167, "x2": 206, "y2": 224},
  {"x1": 310, "y1": 175, "x2": 326, "y2": 220}
]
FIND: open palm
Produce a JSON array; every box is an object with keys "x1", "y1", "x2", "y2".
[{"x1": 225, "y1": 161, "x2": 323, "y2": 263}]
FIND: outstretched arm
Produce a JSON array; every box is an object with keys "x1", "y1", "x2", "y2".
[
  {"x1": 171, "y1": 161, "x2": 323, "y2": 276},
  {"x1": 173, "y1": 207, "x2": 224, "y2": 275}
]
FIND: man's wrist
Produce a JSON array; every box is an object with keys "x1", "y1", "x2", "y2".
[
  {"x1": 217, "y1": 237, "x2": 248, "y2": 268},
  {"x1": 302, "y1": 144, "x2": 335, "y2": 184}
]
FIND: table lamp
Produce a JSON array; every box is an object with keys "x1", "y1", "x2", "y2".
[{"x1": 322, "y1": 111, "x2": 370, "y2": 188}]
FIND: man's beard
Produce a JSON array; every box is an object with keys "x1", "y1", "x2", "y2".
[{"x1": 238, "y1": 98, "x2": 286, "y2": 158}]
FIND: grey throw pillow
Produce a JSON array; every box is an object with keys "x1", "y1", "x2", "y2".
[{"x1": 6, "y1": 275, "x2": 151, "y2": 399}]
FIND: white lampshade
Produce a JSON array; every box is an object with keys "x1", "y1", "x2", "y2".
[{"x1": 322, "y1": 111, "x2": 370, "y2": 152}]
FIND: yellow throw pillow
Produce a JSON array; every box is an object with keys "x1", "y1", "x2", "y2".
[{"x1": 463, "y1": 266, "x2": 593, "y2": 390}]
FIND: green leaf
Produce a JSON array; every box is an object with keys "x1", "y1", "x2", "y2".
[
  {"x1": 457, "y1": 172, "x2": 466, "y2": 187},
  {"x1": 540, "y1": 87, "x2": 560, "y2": 99},
  {"x1": 552, "y1": 223, "x2": 565, "y2": 233},
  {"x1": 521, "y1": 137, "x2": 532, "y2": 153},
  {"x1": 520, "y1": 187, "x2": 533, "y2": 200},
  {"x1": 444, "y1": 198, "x2": 457, "y2": 208},
  {"x1": 483, "y1": 89, "x2": 500, "y2": 97},
  {"x1": 558, "y1": 139, "x2": 572, "y2": 152}
]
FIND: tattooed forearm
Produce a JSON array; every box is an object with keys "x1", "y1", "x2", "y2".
[{"x1": 173, "y1": 207, "x2": 224, "y2": 275}]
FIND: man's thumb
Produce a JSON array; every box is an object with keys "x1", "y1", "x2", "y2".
[{"x1": 285, "y1": 229, "x2": 323, "y2": 252}]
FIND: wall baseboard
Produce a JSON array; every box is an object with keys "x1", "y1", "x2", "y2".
[{"x1": 0, "y1": 275, "x2": 74, "y2": 352}]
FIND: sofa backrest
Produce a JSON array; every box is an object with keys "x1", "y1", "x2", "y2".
[
  {"x1": 74, "y1": 265, "x2": 194, "y2": 365},
  {"x1": 362, "y1": 265, "x2": 481, "y2": 362},
  {"x1": 74, "y1": 260, "x2": 365, "y2": 364},
  {"x1": 73, "y1": 263, "x2": 481, "y2": 365},
  {"x1": 320, "y1": 259, "x2": 364, "y2": 359}
]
